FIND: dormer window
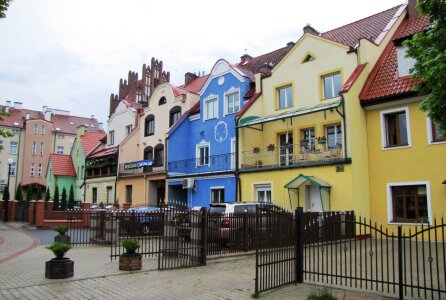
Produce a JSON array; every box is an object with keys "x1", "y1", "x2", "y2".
[
  {"x1": 158, "y1": 96, "x2": 166, "y2": 105},
  {"x1": 396, "y1": 45, "x2": 416, "y2": 77}
]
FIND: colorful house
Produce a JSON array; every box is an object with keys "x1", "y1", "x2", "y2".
[
  {"x1": 117, "y1": 73, "x2": 206, "y2": 207},
  {"x1": 236, "y1": 4, "x2": 407, "y2": 214},
  {"x1": 46, "y1": 154, "x2": 76, "y2": 200},
  {"x1": 359, "y1": 10, "x2": 445, "y2": 225}
]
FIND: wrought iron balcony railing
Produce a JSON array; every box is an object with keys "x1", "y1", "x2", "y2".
[
  {"x1": 168, "y1": 153, "x2": 235, "y2": 175},
  {"x1": 118, "y1": 163, "x2": 165, "y2": 176}
]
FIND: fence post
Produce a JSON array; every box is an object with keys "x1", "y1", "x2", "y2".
[
  {"x1": 201, "y1": 208, "x2": 207, "y2": 265},
  {"x1": 28, "y1": 200, "x2": 36, "y2": 225},
  {"x1": 398, "y1": 225, "x2": 403, "y2": 300},
  {"x1": 35, "y1": 200, "x2": 45, "y2": 228},
  {"x1": 295, "y1": 207, "x2": 304, "y2": 283},
  {"x1": 9, "y1": 200, "x2": 18, "y2": 221}
]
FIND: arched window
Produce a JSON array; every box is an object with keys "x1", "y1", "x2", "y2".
[
  {"x1": 158, "y1": 96, "x2": 166, "y2": 105},
  {"x1": 144, "y1": 146, "x2": 153, "y2": 160},
  {"x1": 145, "y1": 115, "x2": 155, "y2": 136},
  {"x1": 154, "y1": 144, "x2": 164, "y2": 167},
  {"x1": 169, "y1": 106, "x2": 182, "y2": 127}
]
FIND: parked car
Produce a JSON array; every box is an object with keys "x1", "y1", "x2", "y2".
[{"x1": 120, "y1": 206, "x2": 162, "y2": 236}]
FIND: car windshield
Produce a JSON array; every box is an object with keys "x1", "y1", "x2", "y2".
[{"x1": 209, "y1": 206, "x2": 226, "y2": 214}]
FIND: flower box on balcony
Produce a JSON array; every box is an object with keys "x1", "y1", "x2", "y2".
[
  {"x1": 253, "y1": 147, "x2": 260, "y2": 154},
  {"x1": 267, "y1": 144, "x2": 275, "y2": 151},
  {"x1": 317, "y1": 136, "x2": 327, "y2": 144}
]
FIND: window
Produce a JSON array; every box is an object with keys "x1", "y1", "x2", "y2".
[
  {"x1": 10, "y1": 162, "x2": 16, "y2": 176},
  {"x1": 40, "y1": 142, "x2": 44, "y2": 155},
  {"x1": 388, "y1": 183, "x2": 429, "y2": 223},
  {"x1": 145, "y1": 115, "x2": 155, "y2": 136},
  {"x1": 32, "y1": 142, "x2": 37, "y2": 155},
  {"x1": 300, "y1": 128, "x2": 315, "y2": 150},
  {"x1": 225, "y1": 91, "x2": 240, "y2": 115},
  {"x1": 56, "y1": 146, "x2": 64, "y2": 154},
  {"x1": 12, "y1": 129, "x2": 19, "y2": 135},
  {"x1": 158, "y1": 96, "x2": 166, "y2": 105},
  {"x1": 322, "y1": 72, "x2": 341, "y2": 99},
  {"x1": 41, "y1": 125, "x2": 45, "y2": 135},
  {"x1": 109, "y1": 130, "x2": 115, "y2": 145},
  {"x1": 279, "y1": 132, "x2": 293, "y2": 166},
  {"x1": 9, "y1": 141, "x2": 18, "y2": 154},
  {"x1": 33, "y1": 124, "x2": 38, "y2": 134},
  {"x1": 211, "y1": 188, "x2": 224, "y2": 203},
  {"x1": 125, "y1": 125, "x2": 132, "y2": 136},
  {"x1": 126, "y1": 185, "x2": 133, "y2": 204},
  {"x1": 381, "y1": 107, "x2": 410, "y2": 148},
  {"x1": 429, "y1": 119, "x2": 446, "y2": 143},
  {"x1": 255, "y1": 184, "x2": 272, "y2": 203},
  {"x1": 396, "y1": 45, "x2": 416, "y2": 77},
  {"x1": 38, "y1": 164, "x2": 42, "y2": 177},
  {"x1": 31, "y1": 163, "x2": 35, "y2": 176},
  {"x1": 204, "y1": 96, "x2": 218, "y2": 120},
  {"x1": 326, "y1": 124, "x2": 342, "y2": 149},
  {"x1": 92, "y1": 188, "x2": 97, "y2": 204},
  {"x1": 197, "y1": 143, "x2": 210, "y2": 166},
  {"x1": 58, "y1": 134, "x2": 65, "y2": 139},
  {"x1": 154, "y1": 144, "x2": 164, "y2": 167},
  {"x1": 169, "y1": 106, "x2": 181, "y2": 127},
  {"x1": 277, "y1": 85, "x2": 292, "y2": 109},
  {"x1": 106, "y1": 186, "x2": 113, "y2": 204}
]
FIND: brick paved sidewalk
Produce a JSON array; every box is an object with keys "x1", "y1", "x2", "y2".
[{"x1": 0, "y1": 222, "x2": 392, "y2": 299}]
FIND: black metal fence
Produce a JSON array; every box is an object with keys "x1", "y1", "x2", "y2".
[{"x1": 255, "y1": 207, "x2": 446, "y2": 300}]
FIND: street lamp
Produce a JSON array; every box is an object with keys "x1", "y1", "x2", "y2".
[{"x1": 3, "y1": 158, "x2": 13, "y2": 222}]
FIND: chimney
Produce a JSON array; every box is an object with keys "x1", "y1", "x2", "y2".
[
  {"x1": 91, "y1": 114, "x2": 95, "y2": 119},
  {"x1": 184, "y1": 72, "x2": 198, "y2": 85},
  {"x1": 239, "y1": 51, "x2": 253, "y2": 66},
  {"x1": 5, "y1": 100, "x2": 11, "y2": 112},
  {"x1": 98, "y1": 122, "x2": 104, "y2": 131},
  {"x1": 286, "y1": 41, "x2": 295, "y2": 47},
  {"x1": 13, "y1": 102, "x2": 22, "y2": 109},
  {"x1": 408, "y1": 0, "x2": 419, "y2": 17},
  {"x1": 303, "y1": 24, "x2": 319, "y2": 35}
]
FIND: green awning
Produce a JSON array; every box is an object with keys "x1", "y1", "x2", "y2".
[
  {"x1": 284, "y1": 174, "x2": 331, "y2": 189},
  {"x1": 237, "y1": 99, "x2": 341, "y2": 128}
]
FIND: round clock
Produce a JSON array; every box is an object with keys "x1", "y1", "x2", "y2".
[{"x1": 214, "y1": 121, "x2": 228, "y2": 143}]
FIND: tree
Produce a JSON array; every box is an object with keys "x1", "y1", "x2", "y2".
[
  {"x1": 404, "y1": 0, "x2": 446, "y2": 129},
  {"x1": 61, "y1": 187, "x2": 67, "y2": 211},
  {"x1": 15, "y1": 183, "x2": 22, "y2": 203},
  {"x1": 68, "y1": 185, "x2": 74, "y2": 209},
  {"x1": 26, "y1": 187, "x2": 33, "y2": 202},
  {"x1": 0, "y1": 0, "x2": 12, "y2": 18},
  {"x1": 45, "y1": 188, "x2": 50, "y2": 209},
  {"x1": 2, "y1": 184, "x2": 9, "y2": 201},
  {"x1": 53, "y1": 186, "x2": 60, "y2": 211},
  {"x1": 36, "y1": 186, "x2": 42, "y2": 200}
]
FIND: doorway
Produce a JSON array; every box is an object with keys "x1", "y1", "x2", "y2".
[{"x1": 305, "y1": 185, "x2": 322, "y2": 212}]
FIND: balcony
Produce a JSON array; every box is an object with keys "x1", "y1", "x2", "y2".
[
  {"x1": 240, "y1": 142, "x2": 346, "y2": 171},
  {"x1": 168, "y1": 153, "x2": 235, "y2": 176},
  {"x1": 118, "y1": 164, "x2": 165, "y2": 176}
]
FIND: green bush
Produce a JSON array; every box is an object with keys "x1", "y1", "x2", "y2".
[
  {"x1": 122, "y1": 239, "x2": 140, "y2": 255},
  {"x1": 47, "y1": 242, "x2": 71, "y2": 259},
  {"x1": 308, "y1": 289, "x2": 337, "y2": 300},
  {"x1": 54, "y1": 226, "x2": 69, "y2": 235}
]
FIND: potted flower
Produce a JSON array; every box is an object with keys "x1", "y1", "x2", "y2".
[
  {"x1": 253, "y1": 147, "x2": 260, "y2": 154},
  {"x1": 255, "y1": 160, "x2": 263, "y2": 168},
  {"x1": 54, "y1": 226, "x2": 71, "y2": 244},
  {"x1": 45, "y1": 242, "x2": 74, "y2": 279},
  {"x1": 267, "y1": 144, "x2": 275, "y2": 151},
  {"x1": 317, "y1": 136, "x2": 327, "y2": 144},
  {"x1": 119, "y1": 239, "x2": 142, "y2": 271}
]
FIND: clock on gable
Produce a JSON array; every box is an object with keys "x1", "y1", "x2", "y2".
[{"x1": 214, "y1": 121, "x2": 228, "y2": 143}]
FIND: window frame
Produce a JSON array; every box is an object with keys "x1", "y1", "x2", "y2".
[
  {"x1": 277, "y1": 85, "x2": 293, "y2": 110},
  {"x1": 108, "y1": 130, "x2": 115, "y2": 146},
  {"x1": 125, "y1": 125, "x2": 133, "y2": 136},
  {"x1": 32, "y1": 142, "x2": 37, "y2": 155},
  {"x1": 196, "y1": 141, "x2": 210, "y2": 167},
  {"x1": 145, "y1": 115, "x2": 155, "y2": 136},
  {"x1": 56, "y1": 146, "x2": 64, "y2": 154},
  {"x1": 38, "y1": 163, "x2": 42, "y2": 177},
  {"x1": 426, "y1": 116, "x2": 446, "y2": 144},
  {"x1": 154, "y1": 144, "x2": 164, "y2": 167},
  {"x1": 40, "y1": 142, "x2": 44, "y2": 155},
  {"x1": 254, "y1": 183, "x2": 272, "y2": 203},
  {"x1": 203, "y1": 95, "x2": 218, "y2": 121},
  {"x1": 387, "y1": 181, "x2": 431, "y2": 225},
  {"x1": 33, "y1": 124, "x2": 38, "y2": 134},
  {"x1": 380, "y1": 107, "x2": 412, "y2": 150},
  {"x1": 125, "y1": 185, "x2": 133, "y2": 204},
  {"x1": 9, "y1": 141, "x2": 18, "y2": 154},
  {"x1": 210, "y1": 187, "x2": 225, "y2": 204},
  {"x1": 224, "y1": 88, "x2": 240, "y2": 115},
  {"x1": 30, "y1": 163, "x2": 35, "y2": 177},
  {"x1": 10, "y1": 162, "x2": 16, "y2": 176},
  {"x1": 41, "y1": 125, "x2": 45, "y2": 135},
  {"x1": 322, "y1": 72, "x2": 342, "y2": 99},
  {"x1": 92, "y1": 187, "x2": 97, "y2": 204},
  {"x1": 325, "y1": 123, "x2": 343, "y2": 149},
  {"x1": 169, "y1": 106, "x2": 181, "y2": 127}
]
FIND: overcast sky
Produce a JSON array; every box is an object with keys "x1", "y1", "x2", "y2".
[{"x1": 0, "y1": 0, "x2": 404, "y2": 127}]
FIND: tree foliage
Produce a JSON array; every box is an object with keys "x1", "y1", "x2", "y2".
[
  {"x1": 404, "y1": 0, "x2": 446, "y2": 128},
  {"x1": 53, "y1": 185, "x2": 60, "y2": 211},
  {"x1": 61, "y1": 187, "x2": 67, "y2": 211},
  {"x1": 15, "y1": 183, "x2": 22, "y2": 202},
  {"x1": 2, "y1": 184, "x2": 9, "y2": 201},
  {"x1": 0, "y1": 0, "x2": 11, "y2": 18},
  {"x1": 26, "y1": 187, "x2": 33, "y2": 202},
  {"x1": 68, "y1": 185, "x2": 74, "y2": 209},
  {"x1": 36, "y1": 186, "x2": 42, "y2": 200}
]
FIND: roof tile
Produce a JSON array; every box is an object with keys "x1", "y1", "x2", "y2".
[{"x1": 50, "y1": 154, "x2": 76, "y2": 177}]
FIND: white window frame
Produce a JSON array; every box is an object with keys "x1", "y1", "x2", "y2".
[
  {"x1": 254, "y1": 183, "x2": 272, "y2": 203},
  {"x1": 9, "y1": 141, "x2": 18, "y2": 154},
  {"x1": 224, "y1": 88, "x2": 240, "y2": 116},
  {"x1": 396, "y1": 45, "x2": 416, "y2": 77},
  {"x1": 33, "y1": 124, "x2": 38, "y2": 134},
  {"x1": 30, "y1": 163, "x2": 35, "y2": 177},
  {"x1": 125, "y1": 124, "x2": 132, "y2": 136},
  {"x1": 109, "y1": 130, "x2": 115, "y2": 145},
  {"x1": 230, "y1": 137, "x2": 236, "y2": 170},
  {"x1": 40, "y1": 142, "x2": 44, "y2": 155},
  {"x1": 38, "y1": 163, "x2": 42, "y2": 177},
  {"x1": 56, "y1": 146, "x2": 64, "y2": 154},
  {"x1": 32, "y1": 142, "x2": 37, "y2": 155},
  {"x1": 325, "y1": 124, "x2": 343, "y2": 149},
  {"x1": 58, "y1": 134, "x2": 65, "y2": 139},
  {"x1": 41, "y1": 125, "x2": 45, "y2": 135},
  {"x1": 10, "y1": 162, "x2": 16, "y2": 176},
  {"x1": 203, "y1": 94, "x2": 218, "y2": 121},
  {"x1": 277, "y1": 85, "x2": 292, "y2": 109},
  {"x1": 386, "y1": 181, "x2": 432, "y2": 225},
  {"x1": 426, "y1": 116, "x2": 446, "y2": 145},
  {"x1": 380, "y1": 106, "x2": 412, "y2": 150},
  {"x1": 322, "y1": 72, "x2": 341, "y2": 99},
  {"x1": 196, "y1": 140, "x2": 210, "y2": 167},
  {"x1": 210, "y1": 187, "x2": 225, "y2": 204}
]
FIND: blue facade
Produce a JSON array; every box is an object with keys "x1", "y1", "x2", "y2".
[{"x1": 167, "y1": 60, "x2": 251, "y2": 208}]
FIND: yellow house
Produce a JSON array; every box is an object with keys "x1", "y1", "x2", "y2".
[
  {"x1": 360, "y1": 12, "x2": 445, "y2": 226},
  {"x1": 237, "y1": 4, "x2": 407, "y2": 214}
]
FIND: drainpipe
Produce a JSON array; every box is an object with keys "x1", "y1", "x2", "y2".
[
  {"x1": 235, "y1": 118, "x2": 241, "y2": 203},
  {"x1": 339, "y1": 94, "x2": 348, "y2": 159},
  {"x1": 15, "y1": 128, "x2": 23, "y2": 195}
]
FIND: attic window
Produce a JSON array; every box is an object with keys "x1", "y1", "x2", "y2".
[
  {"x1": 302, "y1": 54, "x2": 315, "y2": 63},
  {"x1": 396, "y1": 45, "x2": 415, "y2": 77},
  {"x1": 159, "y1": 96, "x2": 166, "y2": 105},
  {"x1": 13, "y1": 122, "x2": 19, "y2": 126}
]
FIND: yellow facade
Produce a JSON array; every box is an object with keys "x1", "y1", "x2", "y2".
[
  {"x1": 84, "y1": 177, "x2": 116, "y2": 205},
  {"x1": 366, "y1": 98, "x2": 446, "y2": 226}
]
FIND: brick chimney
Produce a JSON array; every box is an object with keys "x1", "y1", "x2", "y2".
[
  {"x1": 184, "y1": 72, "x2": 198, "y2": 86},
  {"x1": 303, "y1": 24, "x2": 319, "y2": 35},
  {"x1": 408, "y1": 0, "x2": 419, "y2": 18}
]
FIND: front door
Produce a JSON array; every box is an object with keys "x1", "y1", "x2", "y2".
[
  {"x1": 278, "y1": 132, "x2": 293, "y2": 166},
  {"x1": 305, "y1": 185, "x2": 322, "y2": 212}
]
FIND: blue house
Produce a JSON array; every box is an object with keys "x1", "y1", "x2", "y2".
[{"x1": 167, "y1": 59, "x2": 253, "y2": 208}]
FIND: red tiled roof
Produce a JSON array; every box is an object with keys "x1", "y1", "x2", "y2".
[
  {"x1": 238, "y1": 43, "x2": 294, "y2": 75},
  {"x1": 236, "y1": 93, "x2": 261, "y2": 117},
  {"x1": 88, "y1": 146, "x2": 118, "y2": 159},
  {"x1": 50, "y1": 154, "x2": 76, "y2": 177},
  {"x1": 182, "y1": 75, "x2": 209, "y2": 93},
  {"x1": 321, "y1": 5, "x2": 402, "y2": 47},
  {"x1": 189, "y1": 101, "x2": 200, "y2": 114},
  {"x1": 0, "y1": 108, "x2": 43, "y2": 128},
  {"x1": 359, "y1": 15, "x2": 430, "y2": 103},
  {"x1": 339, "y1": 63, "x2": 367, "y2": 94},
  {"x1": 51, "y1": 114, "x2": 102, "y2": 134},
  {"x1": 80, "y1": 131, "x2": 106, "y2": 156}
]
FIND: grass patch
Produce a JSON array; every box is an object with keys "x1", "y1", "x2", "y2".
[
  {"x1": 308, "y1": 288, "x2": 337, "y2": 300},
  {"x1": 251, "y1": 291, "x2": 260, "y2": 298}
]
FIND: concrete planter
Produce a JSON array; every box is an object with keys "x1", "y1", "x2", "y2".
[
  {"x1": 45, "y1": 258, "x2": 74, "y2": 279},
  {"x1": 119, "y1": 254, "x2": 142, "y2": 271}
]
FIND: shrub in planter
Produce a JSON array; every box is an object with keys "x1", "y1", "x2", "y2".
[
  {"x1": 119, "y1": 239, "x2": 142, "y2": 271},
  {"x1": 54, "y1": 226, "x2": 71, "y2": 244},
  {"x1": 45, "y1": 242, "x2": 74, "y2": 279}
]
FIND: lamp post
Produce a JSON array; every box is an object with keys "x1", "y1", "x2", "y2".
[{"x1": 3, "y1": 158, "x2": 13, "y2": 222}]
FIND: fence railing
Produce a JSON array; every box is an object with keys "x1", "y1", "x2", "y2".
[{"x1": 168, "y1": 153, "x2": 235, "y2": 175}]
